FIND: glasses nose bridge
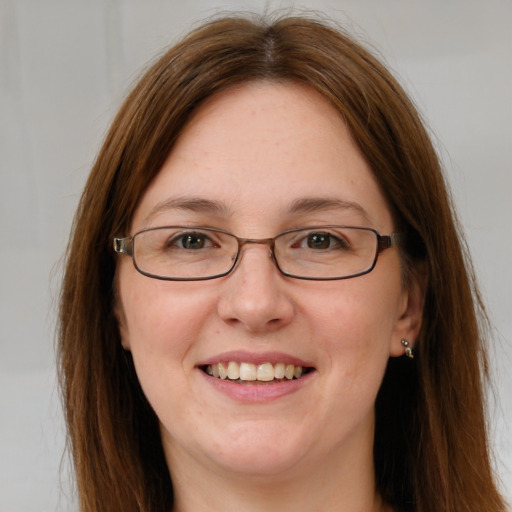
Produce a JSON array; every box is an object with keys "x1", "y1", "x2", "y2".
[
  {"x1": 237, "y1": 235, "x2": 276, "y2": 252},
  {"x1": 234, "y1": 236, "x2": 278, "y2": 268}
]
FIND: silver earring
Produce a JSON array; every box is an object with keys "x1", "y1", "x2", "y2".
[{"x1": 401, "y1": 339, "x2": 414, "y2": 359}]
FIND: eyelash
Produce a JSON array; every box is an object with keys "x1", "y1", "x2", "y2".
[
  {"x1": 164, "y1": 229, "x2": 352, "y2": 252},
  {"x1": 167, "y1": 232, "x2": 217, "y2": 250},
  {"x1": 293, "y1": 232, "x2": 350, "y2": 250}
]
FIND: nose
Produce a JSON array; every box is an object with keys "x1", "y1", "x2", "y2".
[{"x1": 217, "y1": 243, "x2": 295, "y2": 333}]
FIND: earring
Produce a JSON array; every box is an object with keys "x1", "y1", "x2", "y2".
[{"x1": 401, "y1": 339, "x2": 414, "y2": 359}]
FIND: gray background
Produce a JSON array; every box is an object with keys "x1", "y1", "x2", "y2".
[{"x1": 0, "y1": 1, "x2": 510, "y2": 510}]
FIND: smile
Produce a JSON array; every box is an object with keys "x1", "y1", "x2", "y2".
[{"x1": 202, "y1": 361, "x2": 312, "y2": 383}]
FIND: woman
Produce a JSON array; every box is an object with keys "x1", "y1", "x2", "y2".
[{"x1": 58, "y1": 14, "x2": 506, "y2": 512}]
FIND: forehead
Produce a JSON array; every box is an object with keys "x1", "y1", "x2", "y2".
[{"x1": 132, "y1": 81, "x2": 393, "y2": 233}]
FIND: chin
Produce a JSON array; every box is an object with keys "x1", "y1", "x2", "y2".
[
  {"x1": 212, "y1": 449, "x2": 308, "y2": 480},
  {"x1": 203, "y1": 424, "x2": 314, "y2": 478}
]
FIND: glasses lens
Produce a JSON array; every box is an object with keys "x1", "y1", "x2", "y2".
[
  {"x1": 129, "y1": 226, "x2": 380, "y2": 281},
  {"x1": 133, "y1": 227, "x2": 237, "y2": 280},
  {"x1": 274, "y1": 227, "x2": 378, "y2": 279}
]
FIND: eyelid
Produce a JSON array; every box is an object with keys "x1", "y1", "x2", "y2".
[
  {"x1": 300, "y1": 230, "x2": 346, "y2": 248},
  {"x1": 170, "y1": 230, "x2": 216, "y2": 248},
  {"x1": 136, "y1": 224, "x2": 374, "y2": 241}
]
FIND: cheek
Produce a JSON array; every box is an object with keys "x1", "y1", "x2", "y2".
[
  {"x1": 309, "y1": 280, "x2": 399, "y2": 348},
  {"x1": 304, "y1": 275, "x2": 402, "y2": 388},
  {"x1": 118, "y1": 279, "x2": 219, "y2": 418},
  {"x1": 292, "y1": 282, "x2": 399, "y2": 448},
  {"x1": 119, "y1": 273, "x2": 216, "y2": 364}
]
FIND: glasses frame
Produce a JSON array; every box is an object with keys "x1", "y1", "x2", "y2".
[{"x1": 113, "y1": 225, "x2": 402, "y2": 282}]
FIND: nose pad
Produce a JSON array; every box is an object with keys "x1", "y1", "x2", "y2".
[{"x1": 217, "y1": 244, "x2": 294, "y2": 333}]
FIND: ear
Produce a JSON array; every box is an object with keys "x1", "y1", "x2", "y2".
[
  {"x1": 114, "y1": 300, "x2": 131, "y2": 351},
  {"x1": 389, "y1": 267, "x2": 428, "y2": 357}
]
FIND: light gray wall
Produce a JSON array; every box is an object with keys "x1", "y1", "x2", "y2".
[{"x1": 0, "y1": 1, "x2": 510, "y2": 510}]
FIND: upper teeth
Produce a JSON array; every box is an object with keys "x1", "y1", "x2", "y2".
[{"x1": 205, "y1": 362, "x2": 304, "y2": 381}]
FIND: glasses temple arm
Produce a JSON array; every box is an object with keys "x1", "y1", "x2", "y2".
[
  {"x1": 113, "y1": 237, "x2": 133, "y2": 256},
  {"x1": 377, "y1": 233, "x2": 403, "y2": 252}
]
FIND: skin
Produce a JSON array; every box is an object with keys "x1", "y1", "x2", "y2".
[{"x1": 116, "y1": 81, "x2": 424, "y2": 512}]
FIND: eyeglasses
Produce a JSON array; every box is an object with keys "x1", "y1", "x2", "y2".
[{"x1": 113, "y1": 225, "x2": 401, "y2": 281}]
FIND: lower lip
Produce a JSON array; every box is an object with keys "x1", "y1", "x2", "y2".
[{"x1": 198, "y1": 370, "x2": 315, "y2": 403}]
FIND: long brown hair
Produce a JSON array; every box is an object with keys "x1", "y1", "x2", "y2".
[{"x1": 58, "y1": 14, "x2": 505, "y2": 512}]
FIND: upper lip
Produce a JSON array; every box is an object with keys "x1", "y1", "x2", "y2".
[{"x1": 196, "y1": 350, "x2": 314, "y2": 368}]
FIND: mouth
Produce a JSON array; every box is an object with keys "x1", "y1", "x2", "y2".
[{"x1": 200, "y1": 361, "x2": 314, "y2": 384}]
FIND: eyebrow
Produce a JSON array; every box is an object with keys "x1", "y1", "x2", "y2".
[
  {"x1": 143, "y1": 195, "x2": 372, "y2": 225},
  {"x1": 288, "y1": 197, "x2": 372, "y2": 223},
  {"x1": 143, "y1": 196, "x2": 229, "y2": 225}
]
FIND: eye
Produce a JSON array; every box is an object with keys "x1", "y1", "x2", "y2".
[
  {"x1": 306, "y1": 233, "x2": 332, "y2": 250},
  {"x1": 171, "y1": 232, "x2": 214, "y2": 250},
  {"x1": 300, "y1": 232, "x2": 348, "y2": 250}
]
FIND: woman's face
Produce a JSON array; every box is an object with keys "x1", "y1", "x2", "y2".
[{"x1": 116, "y1": 81, "x2": 422, "y2": 481}]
